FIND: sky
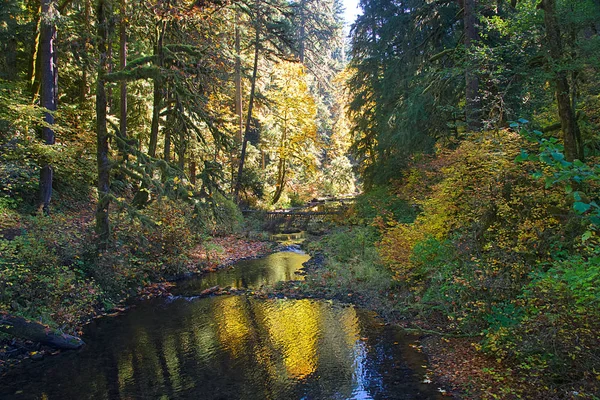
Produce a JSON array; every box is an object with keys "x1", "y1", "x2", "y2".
[{"x1": 342, "y1": 0, "x2": 362, "y2": 31}]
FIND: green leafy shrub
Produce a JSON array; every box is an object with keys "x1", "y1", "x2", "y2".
[
  {"x1": 516, "y1": 125, "x2": 600, "y2": 232},
  {"x1": 483, "y1": 253, "x2": 600, "y2": 381},
  {"x1": 195, "y1": 192, "x2": 244, "y2": 235},
  {"x1": 0, "y1": 217, "x2": 99, "y2": 329},
  {"x1": 350, "y1": 186, "x2": 416, "y2": 225},
  {"x1": 322, "y1": 226, "x2": 379, "y2": 262},
  {"x1": 0, "y1": 139, "x2": 40, "y2": 210},
  {"x1": 376, "y1": 128, "x2": 599, "y2": 393},
  {"x1": 305, "y1": 226, "x2": 394, "y2": 314}
]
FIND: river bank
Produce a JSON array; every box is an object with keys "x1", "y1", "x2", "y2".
[
  {"x1": 243, "y1": 234, "x2": 543, "y2": 400},
  {"x1": 0, "y1": 235, "x2": 275, "y2": 375}
]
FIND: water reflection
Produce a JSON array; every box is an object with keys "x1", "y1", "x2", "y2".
[
  {"x1": 0, "y1": 252, "x2": 442, "y2": 399},
  {"x1": 175, "y1": 251, "x2": 310, "y2": 294}
]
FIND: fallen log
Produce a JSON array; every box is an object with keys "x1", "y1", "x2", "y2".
[
  {"x1": 0, "y1": 312, "x2": 85, "y2": 349},
  {"x1": 199, "y1": 285, "x2": 220, "y2": 297}
]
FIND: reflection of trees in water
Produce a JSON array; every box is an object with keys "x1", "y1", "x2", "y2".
[
  {"x1": 263, "y1": 300, "x2": 319, "y2": 379},
  {"x1": 5, "y1": 257, "x2": 434, "y2": 400},
  {"x1": 107, "y1": 297, "x2": 367, "y2": 399},
  {"x1": 176, "y1": 252, "x2": 310, "y2": 294}
]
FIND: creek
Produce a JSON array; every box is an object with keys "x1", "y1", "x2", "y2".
[{"x1": 0, "y1": 249, "x2": 443, "y2": 399}]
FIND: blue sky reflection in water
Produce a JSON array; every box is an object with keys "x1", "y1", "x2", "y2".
[{"x1": 0, "y1": 252, "x2": 443, "y2": 400}]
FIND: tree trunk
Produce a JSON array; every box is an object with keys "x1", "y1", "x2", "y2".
[
  {"x1": 231, "y1": 11, "x2": 242, "y2": 192},
  {"x1": 298, "y1": 0, "x2": 306, "y2": 64},
  {"x1": 189, "y1": 161, "x2": 196, "y2": 185},
  {"x1": 235, "y1": 11, "x2": 243, "y2": 143},
  {"x1": 96, "y1": 0, "x2": 112, "y2": 250},
  {"x1": 163, "y1": 87, "x2": 171, "y2": 161},
  {"x1": 541, "y1": 0, "x2": 582, "y2": 161},
  {"x1": 39, "y1": 0, "x2": 57, "y2": 215},
  {"x1": 3, "y1": 38, "x2": 18, "y2": 80},
  {"x1": 40, "y1": 0, "x2": 57, "y2": 141},
  {"x1": 29, "y1": 5, "x2": 42, "y2": 99},
  {"x1": 163, "y1": 123, "x2": 171, "y2": 161},
  {"x1": 234, "y1": 3, "x2": 260, "y2": 203},
  {"x1": 178, "y1": 128, "x2": 185, "y2": 170},
  {"x1": 149, "y1": 20, "x2": 165, "y2": 158},
  {"x1": 119, "y1": 0, "x2": 127, "y2": 151},
  {"x1": 107, "y1": 32, "x2": 113, "y2": 113},
  {"x1": 271, "y1": 159, "x2": 287, "y2": 204},
  {"x1": 463, "y1": 0, "x2": 481, "y2": 131},
  {"x1": 272, "y1": 112, "x2": 288, "y2": 204},
  {"x1": 80, "y1": 0, "x2": 91, "y2": 104},
  {"x1": 0, "y1": 312, "x2": 85, "y2": 349}
]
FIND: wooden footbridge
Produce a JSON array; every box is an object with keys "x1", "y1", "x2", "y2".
[{"x1": 242, "y1": 196, "x2": 355, "y2": 232}]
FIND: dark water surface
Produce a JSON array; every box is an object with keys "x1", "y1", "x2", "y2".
[{"x1": 0, "y1": 251, "x2": 443, "y2": 400}]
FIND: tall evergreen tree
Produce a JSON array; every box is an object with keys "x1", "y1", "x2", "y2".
[{"x1": 39, "y1": 0, "x2": 58, "y2": 215}]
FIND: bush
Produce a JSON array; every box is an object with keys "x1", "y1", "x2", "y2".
[
  {"x1": 350, "y1": 186, "x2": 416, "y2": 225},
  {"x1": 305, "y1": 226, "x2": 394, "y2": 314},
  {"x1": 483, "y1": 252, "x2": 600, "y2": 385},
  {"x1": 0, "y1": 130, "x2": 95, "y2": 213},
  {"x1": 322, "y1": 226, "x2": 379, "y2": 262},
  {"x1": 195, "y1": 192, "x2": 244, "y2": 235},
  {"x1": 0, "y1": 216, "x2": 99, "y2": 329},
  {"x1": 376, "y1": 129, "x2": 600, "y2": 393}
]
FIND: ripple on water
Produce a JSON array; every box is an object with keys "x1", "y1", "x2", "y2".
[{"x1": 0, "y1": 253, "x2": 443, "y2": 400}]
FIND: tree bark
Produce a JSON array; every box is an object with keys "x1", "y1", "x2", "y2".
[
  {"x1": 119, "y1": 0, "x2": 127, "y2": 150},
  {"x1": 149, "y1": 20, "x2": 165, "y2": 158},
  {"x1": 272, "y1": 112, "x2": 288, "y2": 204},
  {"x1": 235, "y1": 11, "x2": 243, "y2": 143},
  {"x1": 463, "y1": 0, "x2": 481, "y2": 131},
  {"x1": 233, "y1": 4, "x2": 261, "y2": 204},
  {"x1": 0, "y1": 312, "x2": 85, "y2": 349},
  {"x1": 163, "y1": 122, "x2": 171, "y2": 161},
  {"x1": 298, "y1": 0, "x2": 306, "y2": 64},
  {"x1": 40, "y1": 0, "x2": 57, "y2": 141},
  {"x1": 96, "y1": 0, "x2": 112, "y2": 250},
  {"x1": 107, "y1": 30, "x2": 113, "y2": 113},
  {"x1": 39, "y1": 0, "x2": 57, "y2": 215},
  {"x1": 29, "y1": 6, "x2": 42, "y2": 99},
  {"x1": 164, "y1": 87, "x2": 172, "y2": 161},
  {"x1": 3, "y1": 38, "x2": 18, "y2": 80},
  {"x1": 189, "y1": 161, "x2": 196, "y2": 185},
  {"x1": 271, "y1": 159, "x2": 287, "y2": 204},
  {"x1": 541, "y1": 0, "x2": 582, "y2": 161},
  {"x1": 231, "y1": 11, "x2": 243, "y2": 193},
  {"x1": 80, "y1": 0, "x2": 91, "y2": 104},
  {"x1": 178, "y1": 128, "x2": 185, "y2": 170}
]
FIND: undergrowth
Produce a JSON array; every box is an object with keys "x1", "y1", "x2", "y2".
[
  {"x1": 0, "y1": 134, "x2": 244, "y2": 332},
  {"x1": 308, "y1": 129, "x2": 599, "y2": 399}
]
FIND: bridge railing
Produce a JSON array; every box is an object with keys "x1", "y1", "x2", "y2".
[{"x1": 241, "y1": 197, "x2": 355, "y2": 232}]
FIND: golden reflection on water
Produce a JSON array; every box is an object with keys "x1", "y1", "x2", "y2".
[
  {"x1": 264, "y1": 300, "x2": 319, "y2": 379},
  {"x1": 117, "y1": 351, "x2": 134, "y2": 395},
  {"x1": 163, "y1": 332, "x2": 182, "y2": 391},
  {"x1": 186, "y1": 252, "x2": 310, "y2": 291},
  {"x1": 112, "y1": 296, "x2": 366, "y2": 398},
  {"x1": 214, "y1": 296, "x2": 252, "y2": 358}
]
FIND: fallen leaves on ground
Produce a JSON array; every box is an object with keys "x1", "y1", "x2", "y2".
[
  {"x1": 137, "y1": 282, "x2": 176, "y2": 299},
  {"x1": 188, "y1": 235, "x2": 274, "y2": 272},
  {"x1": 421, "y1": 336, "x2": 547, "y2": 400}
]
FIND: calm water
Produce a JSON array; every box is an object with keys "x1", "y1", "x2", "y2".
[
  {"x1": 0, "y1": 251, "x2": 443, "y2": 400},
  {"x1": 175, "y1": 249, "x2": 310, "y2": 294}
]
